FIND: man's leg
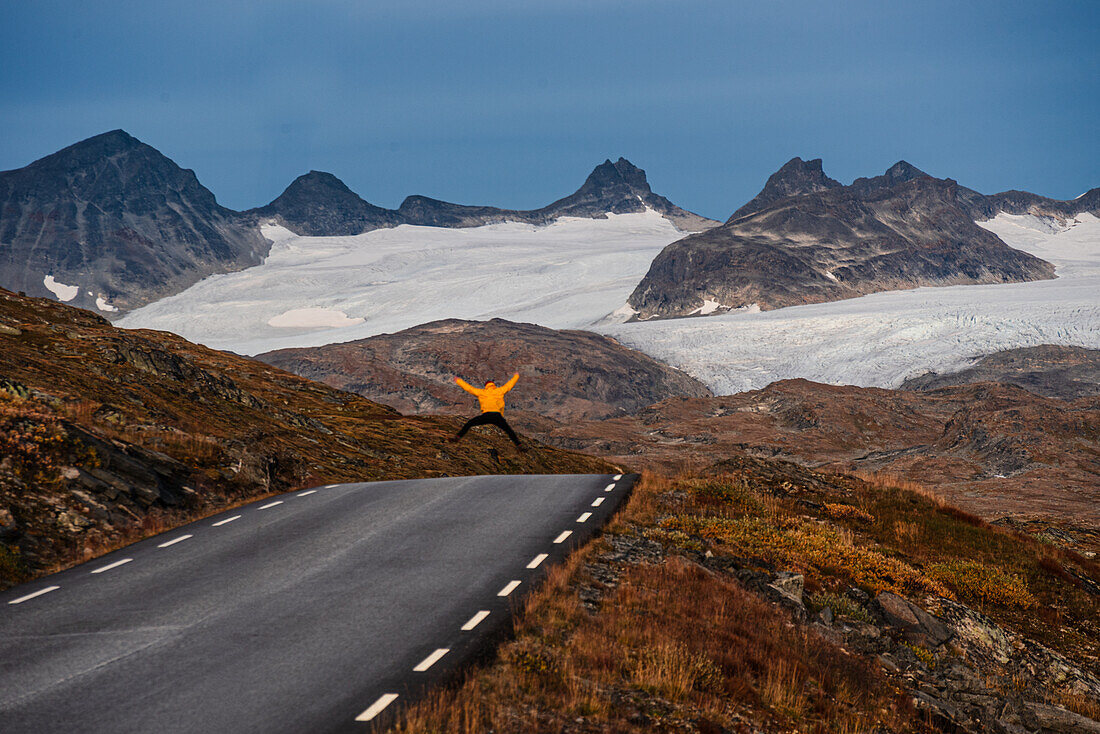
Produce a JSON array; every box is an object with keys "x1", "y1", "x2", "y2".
[
  {"x1": 455, "y1": 413, "x2": 492, "y2": 440},
  {"x1": 485, "y1": 412, "x2": 523, "y2": 448}
]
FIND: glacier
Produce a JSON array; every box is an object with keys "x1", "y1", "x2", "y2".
[{"x1": 119, "y1": 209, "x2": 684, "y2": 355}]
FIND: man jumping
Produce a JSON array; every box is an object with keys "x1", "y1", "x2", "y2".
[{"x1": 451, "y1": 372, "x2": 523, "y2": 451}]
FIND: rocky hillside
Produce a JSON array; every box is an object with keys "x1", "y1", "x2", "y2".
[
  {"x1": 627, "y1": 158, "x2": 1098, "y2": 320},
  {"x1": 392, "y1": 464, "x2": 1100, "y2": 733},
  {"x1": 251, "y1": 157, "x2": 718, "y2": 235},
  {"x1": 0, "y1": 289, "x2": 609, "y2": 590},
  {"x1": 535, "y1": 377, "x2": 1100, "y2": 543},
  {"x1": 902, "y1": 345, "x2": 1100, "y2": 399},
  {"x1": 0, "y1": 130, "x2": 269, "y2": 314},
  {"x1": 257, "y1": 318, "x2": 712, "y2": 421}
]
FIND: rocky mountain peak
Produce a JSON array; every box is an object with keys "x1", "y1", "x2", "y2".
[
  {"x1": 728, "y1": 156, "x2": 842, "y2": 222},
  {"x1": 885, "y1": 160, "x2": 928, "y2": 182},
  {"x1": 579, "y1": 157, "x2": 653, "y2": 196},
  {"x1": 250, "y1": 169, "x2": 401, "y2": 236}
]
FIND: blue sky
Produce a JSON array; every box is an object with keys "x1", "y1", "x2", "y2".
[{"x1": 1, "y1": 0, "x2": 1097, "y2": 219}]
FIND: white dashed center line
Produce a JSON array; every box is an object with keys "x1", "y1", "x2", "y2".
[
  {"x1": 462, "y1": 610, "x2": 490, "y2": 630},
  {"x1": 553, "y1": 530, "x2": 572, "y2": 544},
  {"x1": 297, "y1": 490, "x2": 317, "y2": 497},
  {"x1": 576, "y1": 512, "x2": 592, "y2": 523},
  {"x1": 497, "y1": 580, "x2": 521, "y2": 596},
  {"x1": 526, "y1": 553, "x2": 548, "y2": 569},
  {"x1": 9, "y1": 586, "x2": 60, "y2": 605},
  {"x1": 355, "y1": 693, "x2": 398, "y2": 722},
  {"x1": 157, "y1": 534, "x2": 192, "y2": 548},
  {"x1": 603, "y1": 483, "x2": 615, "y2": 492},
  {"x1": 91, "y1": 558, "x2": 132, "y2": 574},
  {"x1": 413, "y1": 648, "x2": 449, "y2": 672},
  {"x1": 324, "y1": 484, "x2": 338, "y2": 489},
  {"x1": 591, "y1": 497, "x2": 604, "y2": 507},
  {"x1": 212, "y1": 515, "x2": 240, "y2": 527},
  {"x1": 613, "y1": 474, "x2": 623, "y2": 481},
  {"x1": 259, "y1": 501, "x2": 283, "y2": 510}
]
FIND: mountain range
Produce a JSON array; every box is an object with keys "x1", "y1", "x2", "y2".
[{"x1": 3, "y1": 130, "x2": 1098, "y2": 325}]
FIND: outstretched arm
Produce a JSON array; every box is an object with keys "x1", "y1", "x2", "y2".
[
  {"x1": 455, "y1": 377, "x2": 481, "y2": 395},
  {"x1": 500, "y1": 372, "x2": 520, "y2": 394}
]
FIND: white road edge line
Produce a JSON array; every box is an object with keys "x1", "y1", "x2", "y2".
[
  {"x1": 462, "y1": 610, "x2": 490, "y2": 630},
  {"x1": 576, "y1": 512, "x2": 592, "y2": 523},
  {"x1": 91, "y1": 558, "x2": 132, "y2": 574},
  {"x1": 553, "y1": 530, "x2": 572, "y2": 544},
  {"x1": 413, "y1": 648, "x2": 449, "y2": 672},
  {"x1": 9, "y1": 586, "x2": 60, "y2": 605},
  {"x1": 527, "y1": 553, "x2": 548, "y2": 569},
  {"x1": 498, "y1": 580, "x2": 521, "y2": 596},
  {"x1": 355, "y1": 693, "x2": 398, "y2": 722},
  {"x1": 158, "y1": 534, "x2": 193, "y2": 548},
  {"x1": 603, "y1": 483, "x2": 615, "y2": 492},
  {"x1": 591, "y1": 497, "x2": 605, "y2": 507},
  {"x1": 212, "y1": 515, "x2": 241, "y2": 527},
  {"x1": 613, "y1": 474, "x2": 623, "y2": 481},
  {"x1": 297, "y1": 490, "x2": 317, "y2": 497},
  {"x1": 259, "y1": 501, "x2": 283, "y2": 510}
]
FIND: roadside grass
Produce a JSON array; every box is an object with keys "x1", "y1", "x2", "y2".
[{"x1": 390, "y1": 459, "x2": 1099, "y2": 732}]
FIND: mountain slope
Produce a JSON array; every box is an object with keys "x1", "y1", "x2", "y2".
[
  {"x1": 257, "y1": 317, "x2": 713, "y2": 421},
  {"x1": 627, "y1": 162, "x2": 1063, "y2": 319},
  {"x1": 0, "y1": 288, "x2": 608, "y2": 589},
  {"x1": 0, "y1": 130, "x2": 269, "y2": 314}
]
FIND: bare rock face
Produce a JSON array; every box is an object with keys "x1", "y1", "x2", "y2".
[
  {"x1": 902, "y1": 345, "x2": 1100, "y2": 400},
  {"x1": 0, "y1": 130, "x2": 270, "y2": 314},
  {"x1": 628, "y1": 171, "x2": 1057, "y2": 319},
  {"x1": 247, "y1": 170, "x2": 402, "y2": 236},
  {"x1": 256, "y1": 317, "x2": 712, "y2": 421}
]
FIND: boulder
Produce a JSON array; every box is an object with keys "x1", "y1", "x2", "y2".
[{"x1": 874, "y1": 592, "x2": 952, "y2": 647}]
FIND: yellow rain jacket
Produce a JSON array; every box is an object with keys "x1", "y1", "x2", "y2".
[{"x1": 456, "y1": 373, "x2": 519, "y2": 413}]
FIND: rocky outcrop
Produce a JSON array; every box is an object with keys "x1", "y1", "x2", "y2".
[
  {"x1": 628, "y1": 170, "x2": 1057, "y2": 319},
  {"x1": 247, "y1": 170, "x2": 402, "y2": 236},
  {"x1": 0, "y1": 130, "x2": 270, "y2": 314},
  {"x1": 256, "y1": 317, "x2": 712, "y2": 421},
  {"x1": 903, "y1": 345, "x2": 1100, "y2": 400}
]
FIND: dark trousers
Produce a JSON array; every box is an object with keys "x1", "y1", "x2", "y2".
[{"x1": 456, "y1": 411, "x2": 521, "y2": 446}]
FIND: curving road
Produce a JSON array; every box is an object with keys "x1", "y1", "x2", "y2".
[{"x1": 0, "y1": 473, "x2": 635, "y2": 733}]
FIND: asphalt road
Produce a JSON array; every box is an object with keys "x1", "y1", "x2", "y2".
[{"x1": 0, "y1": 472, "x2": 635, "y2": 733}]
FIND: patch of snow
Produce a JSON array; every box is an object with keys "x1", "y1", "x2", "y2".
[
  {"x1": 95, "y1": 296, "x2": 118, "y2": 313},
  {"x1": 267, "y1": 307, "x2": 364, "y2": 329},
  {"x1": 688, "y1": 299, "x2": 725, "y2": 316},
  {"x1": 823, "y1": 270, "x2": 838, "y2": 282},
  {"x1": 119, "y1": 210, "x2": 685, "y2": 355},
  {"x1": 598, "y1": 213, "x2": 1100, "y2": 394},
  {"x1": 43, "y1": 275, "x2": 79, "y2": 302}
]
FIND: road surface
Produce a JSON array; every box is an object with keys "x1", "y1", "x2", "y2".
[{"x1": 0, "y1": 472, "x2": 635, "y2": 733}]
